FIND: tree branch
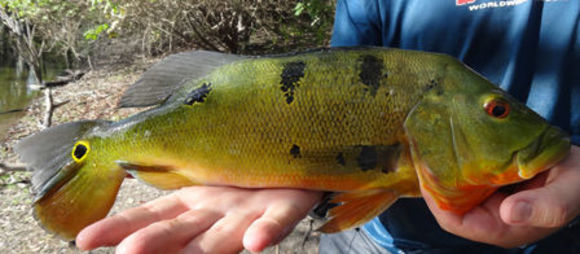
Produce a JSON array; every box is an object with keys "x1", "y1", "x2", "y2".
[
  {"x1": 0, "y1": 108, "x2": 25, "y2": 115},
  {"x1": 0, "y1": 162, "x2": 27, "y2": 173}
]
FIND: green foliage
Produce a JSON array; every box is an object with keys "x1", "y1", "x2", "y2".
[
  {"x1": 2, "y1": 0, "x2": 336, "y2": 67},
  {"x1": 1, "y1": 0, "x2": 77, "y2": 20},
  {"x1": 293, "y1": 0, "x2": 334, "y2": 45},
  {"x1": 1, "y1": 0, "x2": 108, "y2": 67},
  {"x1": 83, "y1": 23, "x2": 109, "y2": 40},
  {"x1": 85, "y1": 0, "x2": 123, "y2": 40},
  {"x1": 294, "y1": 0, "x2": 333, "y2": 25},
  {"x1": 89, "y1": 0, "x2": 121, "y2": 16}
]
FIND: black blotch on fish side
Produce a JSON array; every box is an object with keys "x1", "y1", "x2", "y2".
[
  {"x1": 426, "y1": 79, "x2": 438, "y2": 90},
  {"x1": 358, "y1": 55, "x2": 384, "y2": 97},
  {"x1": 280, "y1": 61, "x2": 306, "y2": 104},
  {"x1": 184, "y1": 83, "x2": 212, "y2": 105},
  {"x1": 336, "y1": 152, "x2": 346, "y2": 166},
  {"x1": 425, "y1": 79, "x2": 443, "y2": 96},
  {"x1": 379, "y1": 143, "x2": 402, "y2": 174},
  {"x1": 290, "y1": 144, "x2": 301, "y2": 158},
  {"x1": 357, "y1": 146, "x2": 378, "y2": 171}
]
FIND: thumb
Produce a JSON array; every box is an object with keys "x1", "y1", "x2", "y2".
[{"x1": 500, "y1": 148, "x2": 580, "y2": 227}]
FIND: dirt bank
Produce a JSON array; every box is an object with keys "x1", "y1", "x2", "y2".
[{"x1": 0, "y1": 57, "x2": 319, "y2": 254}]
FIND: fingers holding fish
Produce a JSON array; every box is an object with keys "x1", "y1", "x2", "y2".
[
  {"x1": 76, "y1": 192, "x2": 191, "y2": 250},
  {"x1": 243, "y1": 198, "x2": 320, "y2": 252},
  {"x1": 182, "y1": 210, "x2": 256, "y2": 254},
  {"x1": 436, "y1": 192, "x2": 507, "y2": 240},
  {"x1": 501, "y1": 145, "x2": 580, "y2": 228},
  {"x1": 78, "y1": 185, "x2": 321, "y2": 253},
  {"x1": 421, "y1": 185, "x2": 559, "y2": 248},
  {"x1": 418, "y1": 147, "x2": 580, "y2": 248},
  {"x1": 116, "y1": 209, "x2": 222, "y2": 254},
  {"x1": 421, "y1": 187, "x2": 507, "y2": 245},
  {"x1": 176, "y1": 188, "x2": 322, "y2": 253}
]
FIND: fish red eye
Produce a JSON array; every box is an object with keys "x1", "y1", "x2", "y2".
[{"x1": 484, "y1": 100, "x2": 510, "y2": 119}]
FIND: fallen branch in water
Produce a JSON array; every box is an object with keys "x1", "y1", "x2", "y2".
[
  {"x1": 0, "y1": 108, "x2": 25, "y2": 115},
  {"x1": 44, "y1": 70, "x2": 86, "y2": 88}
]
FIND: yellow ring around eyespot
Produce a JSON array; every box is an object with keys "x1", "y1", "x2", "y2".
[{"x1": 72, "y1": 140, "x2": 91, "y2": 163}]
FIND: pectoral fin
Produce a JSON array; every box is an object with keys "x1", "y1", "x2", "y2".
[
  {"x1": 116, "y1": 161, "x2": 197, "y2": 190},
  {"x1": 317, "y1": 189, "x2": 399, "y2": 233}
]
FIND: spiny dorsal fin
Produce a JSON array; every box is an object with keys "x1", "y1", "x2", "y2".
[
  {"x1": 119, "y1": 50, "x2": 248, "y2": 107},
  {"x1": 14, "y1": 120, "x2": 111, "y2": 197}
]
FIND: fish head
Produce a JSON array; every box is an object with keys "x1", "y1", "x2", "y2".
[{"x1": 403, "y1": 58, "x2": 570, "y2": 213}]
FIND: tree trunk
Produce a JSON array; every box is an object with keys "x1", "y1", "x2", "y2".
[
  {"x1": 0, "y1": 7, "x2": 43, "y2": 86},
  {"x1": 43, "y1": 87, "x2": 53, "y2": 128}
]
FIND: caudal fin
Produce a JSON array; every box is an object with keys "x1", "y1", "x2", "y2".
[
  {"x1": 15, "y1": 120, "x2": 108, "y2": 199},
  {"x1": 15, "y1": 120, "x2": 126, "y2": 240}
]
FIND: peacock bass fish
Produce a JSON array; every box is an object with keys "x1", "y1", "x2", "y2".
[{"x1": 15, "y1": 47, "x2": 570, "y2": 240}]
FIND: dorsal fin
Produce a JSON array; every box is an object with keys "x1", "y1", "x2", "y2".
[{"x1": 119, "y1": 50, "x2": 248, "y2": 107}]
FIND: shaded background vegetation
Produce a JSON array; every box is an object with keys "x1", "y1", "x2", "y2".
[{"x1": 1, "y1": 0, "x2": 335, "y2": 74}]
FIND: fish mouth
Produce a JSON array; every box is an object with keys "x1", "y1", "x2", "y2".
[{"x1": 516, "y1": 125, "x2": 571, "y2": 179}]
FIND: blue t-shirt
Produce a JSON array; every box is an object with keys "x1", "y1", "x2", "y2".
[{"x1": 331, "y1": 0, "x2": 580, "y2": 253}]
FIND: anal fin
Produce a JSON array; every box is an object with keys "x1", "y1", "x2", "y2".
[
  {"x1": 116, "y1": 161, "x2": 197, "y2": 190},
  {"x1": 317, "y1": 189, "x2": 399, "y2": 233}
]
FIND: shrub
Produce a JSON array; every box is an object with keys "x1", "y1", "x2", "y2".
[{"x1": 1, "y1": 0, "x2": 336, "y2": 69}]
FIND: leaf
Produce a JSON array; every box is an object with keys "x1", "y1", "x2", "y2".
[{"x1": 294, "y1": 2, "x2": 305, "y2": 16}]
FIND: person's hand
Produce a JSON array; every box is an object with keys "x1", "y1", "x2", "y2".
[
  {"x1": 422, "y1": 145, "x2": 580, "y2": 248},
  {"x1": 76, "y1": 186, "x2": 323, "y2": 253}
]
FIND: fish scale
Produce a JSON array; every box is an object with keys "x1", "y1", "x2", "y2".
[{"x1": 14, "y1": 47, "x2": 570, "y2": 240}]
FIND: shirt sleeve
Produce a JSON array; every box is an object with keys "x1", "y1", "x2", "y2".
[{"x1": 330, "y1": 0, "x2": 382, "y2": 47}]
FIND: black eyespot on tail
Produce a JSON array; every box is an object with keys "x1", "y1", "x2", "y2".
[
  {"x1": 184, "y1": 83, "x2": 212, "y2": 106},
  {"x1": 73, "y1": 143, "x2": 88, "y2": 160},
  {"x1": 280, "y1": 61, "x2": 306, "y2": 104},
  {"x1": 290, "y1": 144, "x2": 301, "y2": 158},
  {"x1": 358, "y1": 55, "x2": 384, "y2": 97}
]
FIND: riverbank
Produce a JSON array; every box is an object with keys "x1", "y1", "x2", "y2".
[{"x1": 0, "y1": 57, "x2": 319, "y2": 253}]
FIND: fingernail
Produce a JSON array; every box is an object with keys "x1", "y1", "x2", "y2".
[{"x1": 511, "y1": 201, "x2": 532, "y2": 223}]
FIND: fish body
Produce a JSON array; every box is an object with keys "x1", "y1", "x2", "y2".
[{"x1": 15, "y1": 47, "x2": 570, "y2": 240}]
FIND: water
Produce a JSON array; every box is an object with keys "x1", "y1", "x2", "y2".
[{"x1": 0, "y1": 64, "x2": 63, "y2": 139}]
